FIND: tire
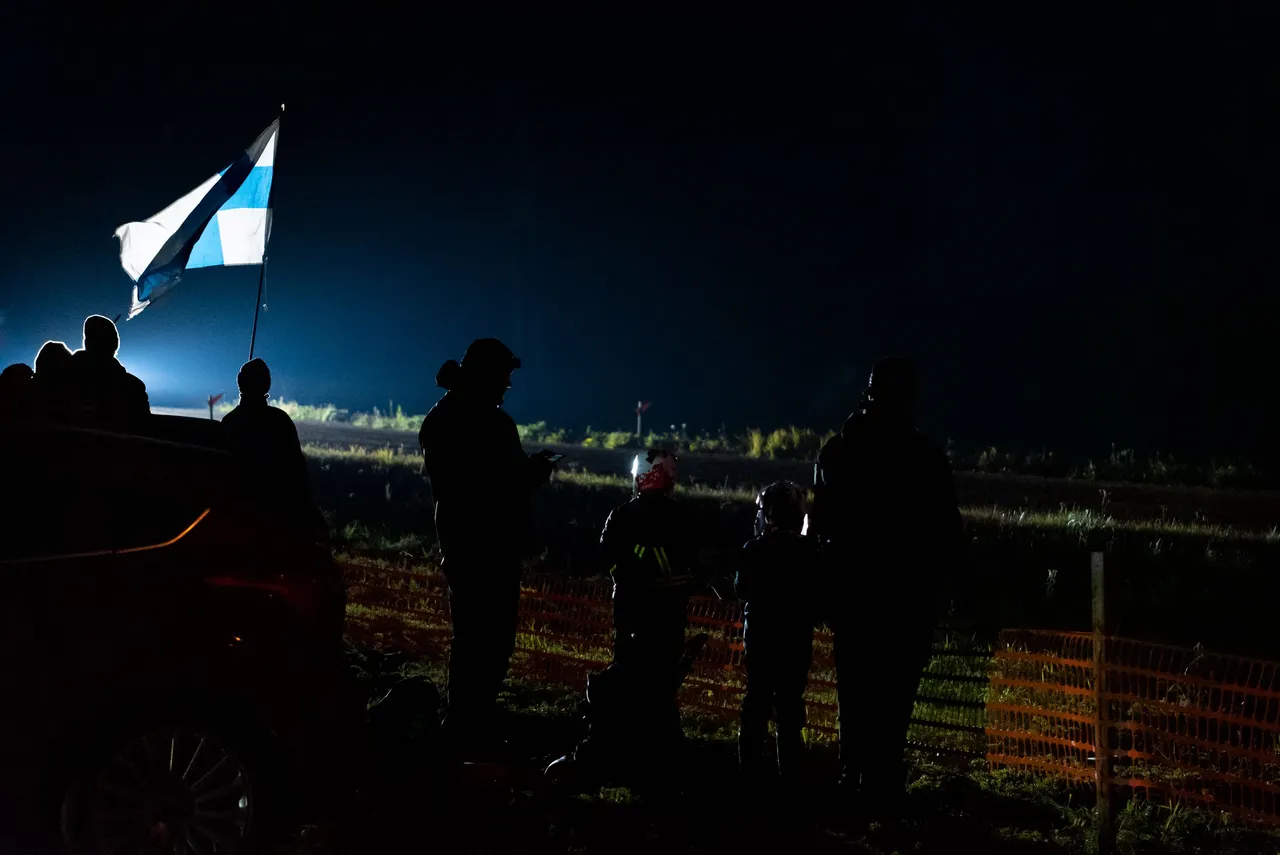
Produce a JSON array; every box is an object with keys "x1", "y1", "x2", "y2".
[{"x1": 60, "y1": 722, "x2": 270, "y2": 855}]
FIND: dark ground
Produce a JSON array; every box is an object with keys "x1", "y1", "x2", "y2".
[
  {"x1": 270, "y1": 646, "x2": 1279, "y2": 855},
  {"x1": 276, "y1": 646, "x2": 1056, "y2": 855}
]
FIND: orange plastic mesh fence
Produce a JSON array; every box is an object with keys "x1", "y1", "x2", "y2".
[
  {"x1": 345, "y1": 561, "x2": 1280, "y2": 822},
  {"x1": 341, "y1": 559, "x2": 990, "y2": 754},
  {"x1": 985, "y1": 629, "x2": 1280, "y2": 826},
  {"x1": 985, "y1": 629, "x2": 1097, "y2": 782},
  {"x1": 1105, "y1": 636, "x2": 1280, "y2": 825}
]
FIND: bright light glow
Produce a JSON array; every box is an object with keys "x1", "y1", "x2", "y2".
[{"x1": 630, "y1": 455, "x2": 639, "y2": 478}]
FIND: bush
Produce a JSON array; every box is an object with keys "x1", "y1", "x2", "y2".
[{"x1": 602, "y1": 431, "x2": 634, "y2": 450}]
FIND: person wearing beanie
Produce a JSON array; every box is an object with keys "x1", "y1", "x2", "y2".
[
  {"x1": 221, "y1": 358, "x2": 316, "y2": 536},
  {"x1": 418, "y1": 337, "x2": 555, "y2": 757}
]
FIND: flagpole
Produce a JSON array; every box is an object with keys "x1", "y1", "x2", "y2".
[
  {"x1": 248, "y1": 257, "x2": 267, "y2": 361},
  {"x1": 248, "y1": 103, "x2": 284, "y2": 362}
]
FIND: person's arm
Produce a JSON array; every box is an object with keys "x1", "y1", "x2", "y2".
[
  {"x1": 734, "y1": 541, "x2": 754, "y2": 602},
  {"x1": 809, "y1": 436, "x2": 841, "y2": 541},
  {"x1": 126, "y1": 375, "x2": 150, "y2": 416},
  {"x1": 599, "y1": 508, "x2": 627, "y2": 579},
  {"x1": 498, "y1": 413, "x2": 553, "y2": 491}
]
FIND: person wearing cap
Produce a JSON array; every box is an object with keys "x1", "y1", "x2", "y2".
[
  {"x1": 810, "y1": 357, "x2": 967, "y2": 812},
  {"x1": 67, "y1": 315, "x2": 149, "y2": 426},
  {"x1": 419, "y1": 338, "x2": 555, "y2": 754},
  {"x1": 221, "y1": 358, "x2": 314, "y2": 531}
]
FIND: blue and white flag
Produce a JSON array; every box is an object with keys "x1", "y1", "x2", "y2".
[{"x1": 115, "y1": 119, "x2": 279, "y2": 319}]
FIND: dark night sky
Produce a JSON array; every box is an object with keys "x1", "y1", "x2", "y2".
[{"x1": 0, "y1": 8, "x2": 1275, "y2": 460}]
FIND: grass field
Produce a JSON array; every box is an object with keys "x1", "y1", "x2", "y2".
[
  {"x1": 307, "y1": 441, "x2": 1280, "y2": 656},
  {"x1": 219, "y1": 397, "x2": 1276, "y2": 490},
  {"x1": 167, "y1": 404, "x2": 1280, "y2": 532},
  {"x1": 261, "y1": 438, "x2": 1280, "y2": 852}
]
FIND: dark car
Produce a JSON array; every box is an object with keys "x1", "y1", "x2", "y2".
[{"x1": 0, "y1": 415, "x2": 346, "y2": 854}]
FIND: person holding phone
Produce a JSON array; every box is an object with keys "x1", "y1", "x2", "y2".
[{"x1": 419, "y1": 338, "x2": 555, "y2": 758}]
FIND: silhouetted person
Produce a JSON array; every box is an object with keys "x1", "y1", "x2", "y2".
[
  {"x1": 602, "y1": 451, "x2": 697, "y2": 671},
  {"x1": 221, "y1": 358, "x2": 314, "y2": 527},
  {"x1": 545, "y1": 450, "x2": 699, "y2": 793},
  {"x1": 0, "y1": 363, "x2": 33, "y2": 421},
  {"x1": 68, "y1": 315, "x2": 149, "y2": 427},
  {"x1": 419, "y1": 338, "x2": 554, "y2": 753},
  {"x1": 810, "y1": 357, "x2": 965, "y2": 811},
  {"x1": 28, "y1": 340, "x2": 74, "y2": 421},
  {"x1": 736, "y1": 481, "x2": 820, "y2": 781}
]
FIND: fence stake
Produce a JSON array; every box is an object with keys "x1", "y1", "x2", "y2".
[{"x1": 1092, "y1": 551, "x2": 1115, "y2": 854}]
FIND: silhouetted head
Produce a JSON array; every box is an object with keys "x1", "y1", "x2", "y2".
[
  {"x1": 35, "y1": 340, "x2": 73, "y2": 376},
  {"x1": 754, "y1": 480, "x2": 808, "y2": 538},
  {"x1": 238, "y1": 358, "x2": 271, "y2": 401},
  {"x1": 82, "y1": 315, "x2": 120, "y2": 357},
  {"x1": 0, "y1": 363, "x2": 33, "y2": 409},
  {"x1": 860, "y1": 356, "x2": 917, "y2": 427},
  {"x1": 437, "y1": 338, "x2": 521, "y2": 405},
  {"x1": 1, "y1": 363, "x2": 33, "y2": 385}
]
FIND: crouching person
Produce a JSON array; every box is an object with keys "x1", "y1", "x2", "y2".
[{"x1": 546, "y1": 450, "x2": 703, "y2": 795}]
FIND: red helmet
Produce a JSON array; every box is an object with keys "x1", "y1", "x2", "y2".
[{"x1": 631, "y1": 449, "x2": 677, "y2": 495}]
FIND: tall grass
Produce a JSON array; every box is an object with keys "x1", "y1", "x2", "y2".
[
  {"x1": 233, "y1": 399, "x2": 1274, "y2": 485},
  {"x1": 302, "y1": 443, "x2": 1280, "y2": 543}
]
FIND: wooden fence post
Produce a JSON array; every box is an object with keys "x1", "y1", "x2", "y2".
[{"x1": 1092, "y1": 551, "x2": 1115, "y2": 854}]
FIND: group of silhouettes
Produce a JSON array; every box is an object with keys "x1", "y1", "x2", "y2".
[
  {"x1": 1, "y1": 314, "x2": 313, "y2": 520},
  {"x1": 0, "y1": 315, "x2": 149, "y2": 425},
  {"x1": 420, "y1": 338, "x2": 969, "y2": 816},
  {"x1": 3, "y1": 322, "x2": 967, "y2": 816}
]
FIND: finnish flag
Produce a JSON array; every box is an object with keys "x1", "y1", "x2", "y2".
[{"x1": 115, "y1": 119, "x2": 279, "y2": 319}]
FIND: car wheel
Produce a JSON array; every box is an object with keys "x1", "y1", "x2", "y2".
[{"x1": 61, "y1": 727, "x2": 257, "y2": 854}]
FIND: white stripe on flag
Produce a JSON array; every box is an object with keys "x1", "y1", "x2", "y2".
[
  {"x1": 216, "y1": 208, "x2": 272, "y2": 265},
  {"x1": 114, "y1": 118, "x2": 279, "y2": 319},
  {"x1": 257, "y1": 130, "x2": 277, "y2": 167},
  {"x1": 114, "y1": 173, "x2": 221, "y2": 282}
]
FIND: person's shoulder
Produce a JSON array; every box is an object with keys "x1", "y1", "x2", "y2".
[
  {"x1": 419, "y1": 395, "x2": 450, "y2": 438},
  {"x1": 600, "y1": 501, "x2": 626, "y2": 533},
  {"x1": 654, "y1": 493, "x2": 688, "y2": 517},
  {"x1": 817, "y1": 418, "x2": 853, "y2": 466},
  {"x1": 266, "y1": 405, "x2": 298, "y2": 427},
  {"x1": 609, "y1": 495, "x2": 649, "y2": 522}
]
